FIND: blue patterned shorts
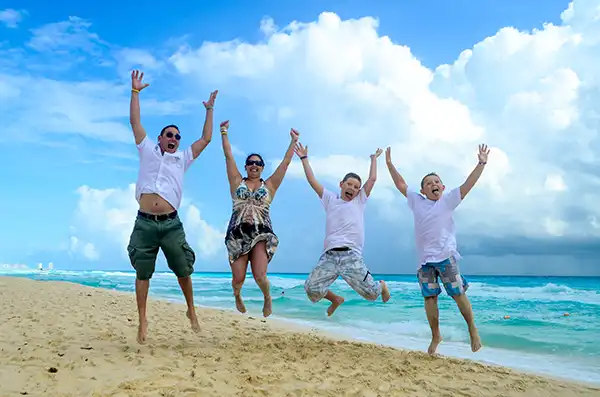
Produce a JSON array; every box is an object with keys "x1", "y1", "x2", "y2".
[{"x1": 417, "y1": 256, "x2": 469, "y2": 298}]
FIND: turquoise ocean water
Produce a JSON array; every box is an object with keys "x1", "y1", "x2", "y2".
[{"x1": 2, "y1": 269, "x2": 599, "y2": 384}]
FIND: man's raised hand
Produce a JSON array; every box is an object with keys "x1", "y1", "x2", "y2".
[
  {"x1": 294, "y1": 142, "x2": 308, "y2": 159},
  {"x1": 290, "y1": 128, "x2": 300, "y2": 142},
  {"x1": 478, "y1": 144, "x2": 490, "y2": 163},
  {"x1": 131, "y1": 70, "x2": 149, "y2": 92},
  {"x1": 370, "y1": 148, "x2": 383, "y2": 160},
  {"x1": 220, "y1": 120, "x2": 230, "y2": 132},
  {"x1": 204, "y1": 90, "x2": 219, "y2": 109}
]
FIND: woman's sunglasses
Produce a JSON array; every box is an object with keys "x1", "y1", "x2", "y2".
[
  {"x1": 246, "y1": 160, "x2": 264, "y2": 167},
  {"x1": 165, "y1": 131, "x2": 181, "y2": 140}
]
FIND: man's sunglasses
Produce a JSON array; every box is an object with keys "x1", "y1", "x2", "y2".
[
  {"x1": 165, "y1": 131, "x2": 181, "y2": 140},
  {"x1": 246, "y1": 160, "x2": 264, "y2": 167}
]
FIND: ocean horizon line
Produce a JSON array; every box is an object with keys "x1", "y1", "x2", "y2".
[{"x1": 15, "y1": 268, "x2": 600, "y2": 279}]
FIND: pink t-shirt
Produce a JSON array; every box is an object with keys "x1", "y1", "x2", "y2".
[
  {"x1": 320, "y1": 188, "x2": 368, "y2": 255},
  {"x1": 407, "y1": 187, "x2": 462, "y2": 268}
]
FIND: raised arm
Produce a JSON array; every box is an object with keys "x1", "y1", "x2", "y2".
[
  {"x1": 220, "y1": 121, "x2": 243, "y2": 195},
  {"x1": 385, "y1": 147, "x2": 408, "y2": 197},
  {"x1": 460, "y1": 144, "x2": 489, "y2": 199},
  {"x1": 130, "y1": 70, "x2": 150, "y2": 145},
  {"x1": 265, "y1": 128, "x2": 300, "y2": 196},
  {"x1": 191, "y1": 90, "x2": 218, "y2": 159},
  {"x1": 362, "y1": 148, "x2": 382, "y2": 197},
  {"x1": 294, "y1": 142, "x2": 324, "y2": 198}
]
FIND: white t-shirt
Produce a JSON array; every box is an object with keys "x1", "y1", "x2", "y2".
[
  {"x1": 407, "y1": 187, "x2": 462, "y2": 267},
  {"x1": 321, "y1": 188, "x2": 368, "y2": 255},
  {"x1": 134, "y1": 136, "x2": 195, "y2": 210}
]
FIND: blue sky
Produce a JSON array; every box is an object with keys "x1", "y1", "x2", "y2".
[{"x1": 2, "y1": 0, "x2": 599, "y2": 276}]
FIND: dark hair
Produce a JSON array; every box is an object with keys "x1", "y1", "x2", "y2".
[
  {"x1": 420, "y1": 172, "x2": 441, "y2": 188},
  {"x1": 245, "y1": 153, "x2": 265, "y2": 165},
  {"x1": 160, "y1": 124, "x2": 179, "y2": 136},
  {"x1": 342, "y1": 172, "x2": 362, "y2": 185}
]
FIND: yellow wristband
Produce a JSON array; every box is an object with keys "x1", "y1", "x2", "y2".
[
  {"x1": 220, "y1": 130, "x2": 228, "y2": 135},
  {"x1": 132, "y1": 88, "x2": 140, "y2": 93}
]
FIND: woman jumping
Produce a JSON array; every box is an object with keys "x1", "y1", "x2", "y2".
[{"x1": 220, "y1": 120, "x2": 298, "y2": 317}]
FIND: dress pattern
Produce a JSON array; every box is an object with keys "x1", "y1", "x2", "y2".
[{"x1": 225, "y1": 178, "x2": 279, "y2": 264}]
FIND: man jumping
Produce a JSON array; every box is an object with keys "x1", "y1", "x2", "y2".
[{"x1": 127, "y1": 69, "x2": 218, "y2": 344}]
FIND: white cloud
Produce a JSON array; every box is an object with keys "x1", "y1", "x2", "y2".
[
  {"x1": 544, "y1": 173, "x2": 567, "y2": 192},
  {"x1": 168, "y1": 1, "x2": 600, "y2": 241},
  {"x1": 72, "y1": 184, "x2": 225, "y2": 261},
  {"x1": 0, "y1": 9, "x2": 26, "y2": 28},
  {"x1": 27, "y1": 16, "x2": 104, "y2": 53},
  {"x1": 68, "y1": 236, "x2": 100, "y2": 260},
  {"x1": 0, "y1": 15, "x2": 198, "y2": 145},
  {"x1": 0, "y1": 73, "x2": 194, "y2": 144}
]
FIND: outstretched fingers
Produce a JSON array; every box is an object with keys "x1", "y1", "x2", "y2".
[{"x1": 294, "y1": 142, "x2": 307, "y2": 158}]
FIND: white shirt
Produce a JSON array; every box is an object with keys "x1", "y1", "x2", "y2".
[
  {"x1": 321, "y1": 188, "x2": 368, "y2": 255},
  {"x1": 407, "y1": 187, "x2": 462, "y2": 267},
  {"x1": 134, "y1": 136, "x2": 195, "y2": 210}
]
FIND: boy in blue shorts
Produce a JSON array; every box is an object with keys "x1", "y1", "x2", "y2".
[{"x1": 385, "y1": 144, "x2": 489, "y2": 355}]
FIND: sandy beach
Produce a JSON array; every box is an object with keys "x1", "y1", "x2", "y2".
[{"x1": 0, "y1": 276, "x2": 598, "y2": 397}]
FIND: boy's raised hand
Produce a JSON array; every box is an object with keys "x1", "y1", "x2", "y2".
[{"x1": 478, "y1": 144, "x2": 490, "y2": 163}]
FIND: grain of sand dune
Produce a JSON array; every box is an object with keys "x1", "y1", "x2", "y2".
[{"x1": 1, "y1": 276, "x2": 598, "y2": 397}]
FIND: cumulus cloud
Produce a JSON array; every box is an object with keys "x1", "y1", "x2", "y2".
[
  {"x1": 71, "y1": 184, "x2": 226, "y2": 261},
  {"x1": 0, "y1": 8, "x2": 26, "y2": 28},
  {"x1": 68, "y1": 236, "x2": 100, "y2": 260},
  {"x1": 168, "y1": 1, "x2": 600, "y2": 246}
]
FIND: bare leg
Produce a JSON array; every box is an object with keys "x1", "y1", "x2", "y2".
[
  {"x1": 231, "y1": 254, "x2": 249, "y2": 314},
  {"x1": 135, "y1": 278, "x2": 150, "y2": 344},
  {"x1": 452, "y1": 294, "x2": 482, "y2": 352},
  {"x1": 324, "y1": 290, "x2": 345, "y2": 316},
  {"x1": 380, "y1": 280, "x2": 391, "y2": 302},
  {"x1": 249, "y1": 242, "x2": 272, "y2": 317},
  {"x1": 424, "y1": 296, "x2": 442, "y2": 355},
  {"x1": 177, "y1": 276, "x2": 200, "y2": 332}
]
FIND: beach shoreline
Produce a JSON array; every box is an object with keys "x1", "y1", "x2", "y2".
[{"x1": 1, "y1": 276, "x2": 598, "y2": 397}]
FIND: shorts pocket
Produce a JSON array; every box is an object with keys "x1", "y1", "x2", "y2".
[
  {"x1": 182, "y1": 242, "x2": 196, "y2": 268},
  {"x1": 127, "y1": 245, "x2": 137, "y2": 266}
]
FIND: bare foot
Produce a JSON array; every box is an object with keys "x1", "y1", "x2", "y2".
[
  {"x1": 137, "y1": 320, "x2": 148, "y2": 344},
  {"x1": 427, "y1": 335, "x2": 442, "y2": 355},
  {"x1": 263, "y1": 295, "x2": 272, "y2": 318},
  {"x1": 186, "y1": 309, "x2": 201, "y2": 333},
  {"x1": 380, "y1": 280, "x2": 391, "y2": 303},
  {"x1": 327, "y1": 296, "x2": 345, "y2": 316},
  {"x1": 234, "y1": 293, "x2": 247, "y2": 314},
  {"x1": 470, "y1": 328, "x2": 482, "y2": 352}
]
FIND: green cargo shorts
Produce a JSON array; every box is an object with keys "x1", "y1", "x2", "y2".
[{"x1": 126, "y1": 211, "x2": 196, "y2": 280}]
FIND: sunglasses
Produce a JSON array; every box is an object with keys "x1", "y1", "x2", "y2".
[
  {"x1": 246, "y1": 160, "x2": 264, "y2": 167},
  {"x1": 165, "y1": 131, "x2": 181, "y2": 140}
]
